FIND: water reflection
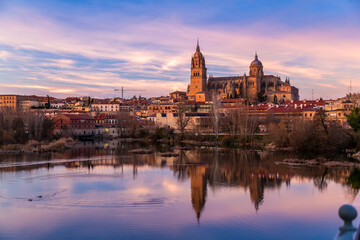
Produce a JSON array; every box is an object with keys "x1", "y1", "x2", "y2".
[
  {"x1": 0, "y1": 141, "x2": 359, "y2": 240},
  {"x1": 0, "y1": 140, "x2": 356, "y2": 222},
  {"x1": 173, "y1": 149, "x2": 353, "y2": 216},
  {"x1": 347, "y1": 168, "x2": 360, "y2": 190}
]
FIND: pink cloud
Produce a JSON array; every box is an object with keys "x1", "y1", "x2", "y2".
[{"x1": 0, "y1": 6, "x2": 359, "y2": 98}]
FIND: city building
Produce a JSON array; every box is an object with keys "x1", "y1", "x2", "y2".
[
  {"x1": 0, "y1": 95, "x2": 41, "y2": 111},
  {"x1": 146, "y1": 103, "x2": 177, "y2": 117},
  {"x1": 169, "y1": 91, "x2": 187, "y2": 101},
  {"x1": 91, "y1": 100, "x2": 120, "y2": 112},
  {"x1": 94, "y1": 114, "x2": 120, "y2": 138},
  {"x1": 53, "y1": 114, "x2": 96, "y2": 137},
  {"x1": 154, "y1": 112, "x2": 213, "y2": 132}
]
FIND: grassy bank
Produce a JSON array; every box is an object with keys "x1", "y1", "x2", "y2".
[{"x1": 0, "y1": 137, "x2": 77, "y2": 154}]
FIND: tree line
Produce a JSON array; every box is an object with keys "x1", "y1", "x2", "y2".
[
  {"x1": 0, "y1": 110, "x2": 53, "y2": 145},
  {"x1": 268, "y1": 109, "x2": 358, "y2": 153}
]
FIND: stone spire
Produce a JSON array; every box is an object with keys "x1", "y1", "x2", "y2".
[{"x1": 188, "y1": 38, "x2": 207, "y2": 97}]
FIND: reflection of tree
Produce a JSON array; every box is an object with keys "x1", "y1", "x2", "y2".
[
  {"x1": 313, "y1": 168, "x2": 328, "y2": 192},
  {"x1": 171, "y1": 151, "x2": 189, "y2": 181},
  {"x1": 209, "y1": 147, "x2": 221, "y2": 191},
  {"x1": 1, "y1": 143, "x2": 356, "y2": 223},
  {"x1": 347, "y1": 168, "x2": 360, "y2": 190}
]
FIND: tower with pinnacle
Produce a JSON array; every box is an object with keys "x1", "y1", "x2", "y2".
[{"x1": 187, "y1": 39, "x2": 207, "y2": 99}]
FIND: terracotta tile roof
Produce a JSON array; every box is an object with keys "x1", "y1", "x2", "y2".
[
  {"x1": 170, "y1": 91, "x2": 186, "y2": 94},
  {"x1": 62, "y1": 114, "x2": 94, "y2": 120},
  {"x1": 221, "y1": 98, "x2": 246, "y2": 103},
  {"x1": 92, "y1": 100, "x2": 120, "y2": 104},
  {"x1": 94, "y1": 113, "x2": 117, "y2": 119},
  {"x1": 221, "y1": 100, "x2": 325, "y2": 114}
]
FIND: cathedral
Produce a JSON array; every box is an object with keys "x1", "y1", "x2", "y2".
[{"x1": 186, "y1": 41, "x2": 299, "y2": 102}]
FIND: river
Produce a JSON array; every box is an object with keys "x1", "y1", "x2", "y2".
[{"x1": 0, "y1": 140, "x2": 356, "y2": 239}]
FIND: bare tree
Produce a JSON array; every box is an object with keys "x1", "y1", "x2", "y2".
[
  {"x1": 0, "y1": 110, "x2": 53, "y2": 145},
  {"x1": 223, "y1": 108, "x2": 239, "y2": 137},
  {"x1": 176, "y1": 104, "x2": 191, "y2": 138},
  {"x1": 116, "y1": 112, "x2": 133, "y2": 137},
  {"x1": 223, "y1": 103, "x2": 259, "y2": 147},
  {"x1": 211, "y1": 93, "x2": 221, "y2": 138},
  {"x1": 238, "y1": 105, "x2": 259, "y2": 147}
]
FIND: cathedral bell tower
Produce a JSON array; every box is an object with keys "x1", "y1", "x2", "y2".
[{"x1": 187, "y1": 39, "x2": 207, "y2": 98}]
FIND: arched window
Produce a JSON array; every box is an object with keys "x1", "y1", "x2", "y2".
[{"x1": 274, "y1": 95, "x2": 278, "y2": 102}]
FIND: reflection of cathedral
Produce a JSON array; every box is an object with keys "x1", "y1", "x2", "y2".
[
  {"x1": 175, "y1": 150, "x2": 293, "y2": 221},
  {"x1": 7, "y1": 143, "x2": 354, "y2": 224},
  {"x1": 182, "y1": 159, "x2": 288, "y2": 222},
  {"x1": 249, "y1": 176, "x2": 265, "y2": 211},
  {"x1": 186, "y1": 41, "x2": 299, "y2": 102},
  {"x1": 188, "y1": 165, "x2": 207, "y2": 222}
]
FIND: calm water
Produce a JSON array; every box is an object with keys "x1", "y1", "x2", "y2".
[{"x1": 0, "y1": 140, "x2": 357, "y2": 240}]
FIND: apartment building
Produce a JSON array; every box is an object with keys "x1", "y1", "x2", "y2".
[
  {"x1": 53, "y1": 114, "x2": 96, "y2": 137},
  {"x1": 0, "y1": 95, "x2": 41, "y2": 111}
]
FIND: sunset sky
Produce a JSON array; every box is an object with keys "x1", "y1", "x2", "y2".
[{"x1": 0, "y1": 0, "x2": 359, "y2": 99}]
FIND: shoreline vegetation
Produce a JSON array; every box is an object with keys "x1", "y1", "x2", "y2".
[
  {"x1": 0, "y1": 137, "x2": 77, "y2": 154},
  {"x1": 0, "y1": 107, "x2": 360, "y2": 166},
  {"x1": 1, "y1": 135, "x2": 360, "y2": 167}
]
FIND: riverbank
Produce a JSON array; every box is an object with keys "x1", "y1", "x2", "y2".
[
  {"x1": 276, "y1": 157, "x2": 360, "y2": 167},
  {"x1": 0, "y1": 137, "x2": 77, "y2": 154},
  {"x1": 2, "y1": 135, "x2": 360, "y2": 166}
]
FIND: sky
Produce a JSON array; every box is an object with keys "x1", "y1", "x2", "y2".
[{"x1": 0, "y1": 0, "x2": 360, "y2": 99}]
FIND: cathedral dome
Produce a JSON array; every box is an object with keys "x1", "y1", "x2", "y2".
[{"x1": 250, "y1": 53, "x2": 262, "y2": 67}]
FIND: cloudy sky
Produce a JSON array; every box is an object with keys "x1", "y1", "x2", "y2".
[{"x1": 0, "y1": 0, "x2": 359, "y2": 99}]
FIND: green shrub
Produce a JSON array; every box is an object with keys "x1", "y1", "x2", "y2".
[{"x1": 222, "y1": 136, "x2": 234, "y2": 147}]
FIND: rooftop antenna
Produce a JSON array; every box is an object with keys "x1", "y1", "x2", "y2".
[
  {"x1": 350, "y1": 79, "x2": 352, "y2": 95},
  {"x1": 114, "y1": 87, "x2": 145, "y2": 99}
]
